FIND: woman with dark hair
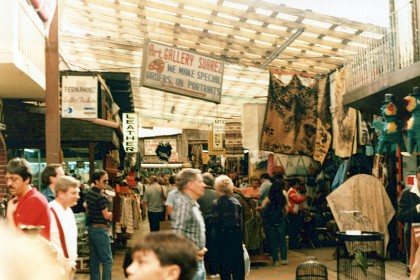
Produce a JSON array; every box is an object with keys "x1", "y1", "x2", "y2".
[{"x1": 261, "y1": 181, "x2": 289, "y2": 265}]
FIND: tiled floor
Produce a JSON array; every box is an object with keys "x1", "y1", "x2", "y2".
[{"x1": 75, "y1": 219, "x2": 409, "y2": 280}]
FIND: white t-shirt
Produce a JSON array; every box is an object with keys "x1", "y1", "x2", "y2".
[{"x1": 49, "y1": 200, "x2": 78, "y2": 266}]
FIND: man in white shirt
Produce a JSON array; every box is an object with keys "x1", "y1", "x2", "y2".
[
  {"x1": 256, "y1": 173, "x2": 272, "y2": 205},
  {"x1": 49, "y1": 175, "x2": 81, "y2": 279}
]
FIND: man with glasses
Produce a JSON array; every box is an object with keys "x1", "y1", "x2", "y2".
[{"x1": 85, "y1": 170, "x2": 113, "y2": 280}]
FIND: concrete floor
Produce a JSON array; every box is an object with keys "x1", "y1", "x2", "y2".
[{"x1": 75, "y1": 219, "x2": 409, "y2": 280}]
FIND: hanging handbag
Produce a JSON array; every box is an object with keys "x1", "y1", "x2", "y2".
[
  {"x1": 273, "y1": 154, "x2": 285, "y2": 175},
  {"x1": 295, "y1": 155, "x2": 307, "y2": 176},
  {"x1": 284, "y1": 155, "x2": 296, "y2": 177}
]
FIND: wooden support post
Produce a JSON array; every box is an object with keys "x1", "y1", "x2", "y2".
[
  {"x1": 45, "y1": 4, "x2": 61, "y2": 164},
  {"x1": 89, "y1": 142, "x2": 97, "y2": 183}
]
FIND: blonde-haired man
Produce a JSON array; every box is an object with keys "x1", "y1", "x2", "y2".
[{"x1": 50, "y1": 175, "x2": 80, "y2": 279}]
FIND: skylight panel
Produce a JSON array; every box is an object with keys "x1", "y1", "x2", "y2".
[
  {"x1": 302, "y1": 19, "x2": 332, "y2": 29},
  {"x1": 334, "y1": 26, "x2": 358, "y2": 35},
  {"x1": 266, "y1": 24, "x2": 288, "y2": 32},
  {"x1": 202, "y1": 0, "x2": 218, "y2": 4},
  {"x1": 184, "y1": 5, "x2": 212, "y2": 15},
  {"x1": 119, "y1": 1, "x2": 137, "y2": 8},
  {"x1": 323, "y1": 36, "x2": 343, "y2": 43},
  {"x1": 145, "y1": 7, "x2": 177, "y2": 16},
  {"x1": 217, "y1": 13, "x2": 240, "y2": 21},
  {"x1": 146, "y1": 16, "x2": 175, "y2": 26},
  {"x1": 255, "y1": 8, "x2": 273, "y2": 16},
  {"x1": 276, "y1": 13, "x2": 298, "y2": 22},
  {"x1": 149, "y1": 0, "x2": 178, "y2": 7},
  {"x1": 121, "y1": 11, "x2": 137, "y2": 18},
  {"x1": 232, "y1": 35, "x2": 250, "y2": 42},
  {"x1": 261, "y1": 32, "x2": 279, "y2": 39},
  {"x1": 179, "y1": 24, "x2": 204, "y2": 32},
  {"x1": 208, "y1": 30, "x2": 229, "y2": 37},
  {"x1": 181, "y1": 14, "x2": 210, "y2": 24},
  {"x1": 254, "y1": 40, "x2": 272, "y2": 47},
  {"x1": 223, "y1": 1, "x2": 249, "y2": 11},
  {"x1": 359, "y1": 31, "x2": 384, "y2": 40}
]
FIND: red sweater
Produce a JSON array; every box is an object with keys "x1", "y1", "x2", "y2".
[{"x1": 287, "y1": 187, "x2": 306, "y2": 214}]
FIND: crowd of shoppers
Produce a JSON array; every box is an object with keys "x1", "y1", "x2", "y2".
[{"x1": 5, "y1": 155, "x2": 419, "y2": 280}]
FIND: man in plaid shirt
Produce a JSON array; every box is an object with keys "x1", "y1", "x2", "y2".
[{"x1": 172, "y1": 168, "x2": 207, "y2": 280}]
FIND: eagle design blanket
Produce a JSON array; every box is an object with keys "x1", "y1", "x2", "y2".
[{"x1": 260, "y1": 73, "x2": 318, "y2": 155}]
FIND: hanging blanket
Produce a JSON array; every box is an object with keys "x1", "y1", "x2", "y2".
[
  {"x1": 326, "y1": 174, "x2": 395, "y2": 249},
  {"x1": 331, "y1": 68, "x2": 357, "y2": 158},
  {"x1": 260, "y1": 73, "x2": 318, "y2": 155}
]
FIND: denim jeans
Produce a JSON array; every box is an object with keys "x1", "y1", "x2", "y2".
[
  {"x1": 265, "y1": 218, "x2": 287, "y2": 262},
  {"x1": 89, "y1": 226, "x2": 113, "y2": 280},
  {"x1": 148, "y1": 211, "x2": 165, "y2": 232},
  {"x1": 192, "y1": 260, "x2": 206, "y2": 280}
]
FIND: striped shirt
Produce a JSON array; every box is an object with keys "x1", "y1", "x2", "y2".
[
  {"x1": 172, "y1": 193, "x2": 206, "y2": 249},
  {"x1": 85, "y1": 187, "x2": 108, "y2": 225}
]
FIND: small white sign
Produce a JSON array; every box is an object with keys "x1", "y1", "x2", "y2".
[
  {"x1": 123, "y1": 113, "x2": 138, "y2": 153},
  {"x1": 213, "y1": 119, "x2": 226, "y2": 133},
  {"x1": 62, "y1": 75, "x2": 98, "y2": 118}
]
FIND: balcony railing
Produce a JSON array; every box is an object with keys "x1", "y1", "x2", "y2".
[
  {"x1": 344, "y1": 0, "x2": 419, "y2": 92},
  {"x1": 0, "y1": 0, "x2": 46, "y2": 99}
]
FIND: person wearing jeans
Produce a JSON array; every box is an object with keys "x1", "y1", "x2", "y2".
[
  {"x1": 262, "y1": 181, "x2": 289, "y2": 265},
  {"x1": 85, "y1": 170, "x2": 113, "y2": 280},
  {"x1": 265, "y1": 220, "x2": 287, "y2": 265},
  {"x1": 89, "y1": 226, "x2": 113, "y2": 280}
]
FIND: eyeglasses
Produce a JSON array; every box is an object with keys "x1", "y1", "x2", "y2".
[{"x1": 101, "y1": 180, "x2": 109, "y2": 183}]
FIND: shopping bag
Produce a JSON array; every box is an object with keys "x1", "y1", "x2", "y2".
[
  {"x1": 243, "y1": 243, "x2": 250, "y2": 275},
  {"x1": 295, "y1": 156, "x2": 307, "y2": 176},
  {"x1": 284, "y1": 156, "x2": 296, "y2": 176}
]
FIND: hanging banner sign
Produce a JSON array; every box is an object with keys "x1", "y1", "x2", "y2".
[
  {"x1": 212, "y1": 119, "x2": 226, "y2": 151},
  {"x1": 123, "y1": 113, "x2": 138, "y2": 153},
  {"x1": 62, "y1": 75, "x2": 98, "y2": 118},
  {"x1": 140, "y1": 40, "x2": 224, "y2": 103},
  {"x1": 213, "y1": 119, "x2": 226, "y2": 133},
  {"x1": 208, "y1": 131, "x2": 225, "y2": 155}
]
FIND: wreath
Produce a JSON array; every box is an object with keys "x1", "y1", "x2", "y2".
[{"x1": 155, "y1": 141, "x2": 172, "y2": 162}]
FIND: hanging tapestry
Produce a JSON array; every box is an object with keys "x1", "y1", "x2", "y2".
[
  {"x1": 313, "y1": 77, "x2": 331, "y2": 164},
  {"x1": 331, "y1": 68, "x2": 357, "y2": 158},
  {"x1": 260, "y1": 73, "x2": 318, "y2": 156},
  {"x1": 225, "y1": 121, "x2": 245, "y2": 155},
  {"x1": 316, "y1": 76, "x2": 331, "y2": 126}
]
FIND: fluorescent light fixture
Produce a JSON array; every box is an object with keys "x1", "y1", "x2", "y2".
[{"x1": 260, "y1": 27, "x2": 305, "y2": 69}]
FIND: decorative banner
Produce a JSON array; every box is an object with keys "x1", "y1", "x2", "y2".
[
  {"x1": 144, "y1": 139, "x2": 177, "y2": 156},
  {"x1": 212, "y1": 119, "x2": 226, "y2": 151},
  {"x1": 123, "y1": 113, "x2": 138, "y2": 153},
  {"x1": 140, "y1": 40, "x2": 224, "y2": 103},
  {"x1": 208, "y1": 131, "x2": 226, "y2": 156},
  {"x1": 62, "y1": 75, "x2": 98, "y2": 119},
  {"x1": 260, "y1": 73, "x2": 318, "y2": 155}
]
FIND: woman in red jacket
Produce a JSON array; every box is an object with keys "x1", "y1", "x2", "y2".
[{"x1": 286, "y1": 178, "x2": 307, "y2": 249}]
